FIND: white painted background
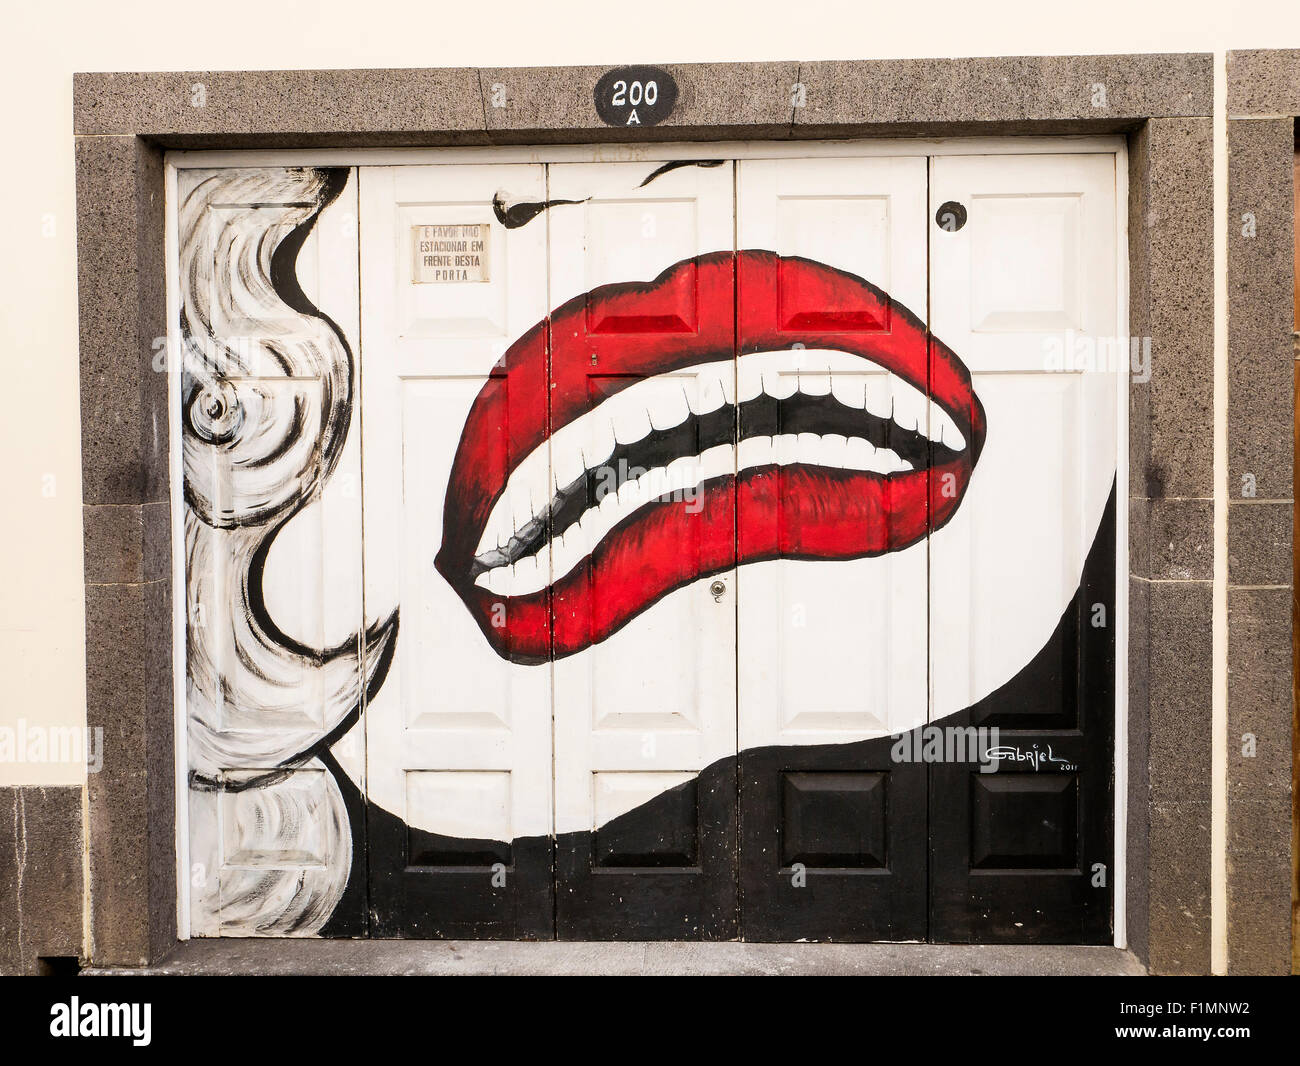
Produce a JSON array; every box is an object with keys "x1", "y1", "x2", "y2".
[{"x1": 0, "y1": 0, "x2": 1297, "y2": 790}]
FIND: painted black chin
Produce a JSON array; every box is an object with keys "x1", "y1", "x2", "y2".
[{"x1": 469, "y1": 391, "x2": 963, "y2": 579}]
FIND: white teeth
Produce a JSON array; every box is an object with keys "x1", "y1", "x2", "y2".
[
  {"x1": 890, "y1": 384, "x2": 928, "y2": 438},
  {"x1": 511, "y1": 551, "x2": 545, "y2": 592},
  {"x1": 508, "y1": 484, "x2": 536, "y2": 542},
  {"x1": 845, "y1": 435, "x2": 874, "y2": 469},
  {"x1": 737, "y1": 435, "x2": 770, "y2": 470},
  {"x1": 652, "y1": 385, "x2": 691, "y2": 431},
  {"x1": 737, "y1": 363, "x2": 764, "y2": 403},
  {"x1": 553, "y1": 438, "x2": 588, "y2": 491},
  {"x1": 798, "y1": 369, "x2": 833, "y2": 397},
  {"x1": 691, "y1": 373, "x2": 728, "y2": 415},
  {"x1": 832, "y1": 373, "x2": 869, "y2": 411},
  {"x1": 875, "y1": 447, "x2": 910, "y2": 474},
  {"x1": 472, "y1": 347, "x2": 968, "y2": 596},
  {"x1": 762, "y1": 366, "x2": 798, "y2": 399},
  {"x1": 718, "y1": 372, "x2": 735, "y2": 406},
  {"x1": 586, "y1": 420, "x2": 617, "y2": 473},
  {"x1": 611, "y1": 404, "x2": 652, "y2": 446}
]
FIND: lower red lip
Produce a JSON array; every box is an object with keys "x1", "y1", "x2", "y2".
[{"x1": 436, "y1": 250, "x2": 985, "y2": 663}]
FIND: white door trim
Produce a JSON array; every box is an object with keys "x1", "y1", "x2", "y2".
[{"x1": 166, "y1": 135, "x2": 1126, "y2": 172}]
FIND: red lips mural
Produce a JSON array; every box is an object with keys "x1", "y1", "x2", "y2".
[{"x1": 434, "y1": 249, "x2": 986, "y2": 663}]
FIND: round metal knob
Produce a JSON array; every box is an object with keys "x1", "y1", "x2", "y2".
[{"x1": 709, "y1": 579, "x2": 727, "y2": 600}]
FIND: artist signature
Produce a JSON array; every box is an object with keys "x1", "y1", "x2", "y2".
[{"x1": 986, "y1": 743, "x2": 1078, "y2": 772}]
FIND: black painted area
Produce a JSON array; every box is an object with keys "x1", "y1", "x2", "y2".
[
  {"x1": 740, "y1": 742, "x2": 927, "y2": 941},
  {"x1": 928, "y1": 484, "x2": 1116, "y2": 944},
  {"x1": 366, "y1": 799, "x2": 553, "y2": 940},
  {"x1": 352, "y1": 487, "x2": 1116, "y2": 942},
  {"x1": 491, "y1": 192, "x2": 587, "y2": 230},
  {"x1": 555, "y1": 765, "x2": 738, "y2": 941},
  {"x1": 317, "y1": 749, "x2": 369, "y2": 938},
  {"x1": 639, "y1": 159, "x2": 725, "y2": 187}
]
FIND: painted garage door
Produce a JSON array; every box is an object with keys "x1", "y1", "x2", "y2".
[{"x1": 179, "y1": 149, "x2": 1117, "y2": 942}]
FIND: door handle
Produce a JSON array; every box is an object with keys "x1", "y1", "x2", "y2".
[{"x1": 709, "y1": 579, "x2": 727, "y2": 601}]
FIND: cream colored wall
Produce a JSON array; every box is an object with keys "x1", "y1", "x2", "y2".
[{"x1": 0, "y1": 0, "x2": 1295, "y2": 788}]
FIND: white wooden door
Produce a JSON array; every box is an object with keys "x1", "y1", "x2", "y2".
[
  {"x1": 926, "y1": 153, "x2": 1119, "y2": 941},
  {"x1": 735, "y1": 157, "x2": 929, "y2": 747},
  {"x1": 545, "y1": 160, "x2": 739, "y2": 937},
  {"x1": 733, "y1": 156, "x2": 933, "y2": 939},
  {"x1": 358, "y1": 163, "x2": 554, "y2": 937},
  {"x1": 181, "y1": 166, "x2": 370, "y2": 937}
]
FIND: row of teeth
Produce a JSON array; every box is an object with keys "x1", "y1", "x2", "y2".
[
  {"x1": 474, "y1": 434, "x2": 912, "y2": 597},
  {"x1": 472, "y1": 349, "x2": 965, "y2": 593}
]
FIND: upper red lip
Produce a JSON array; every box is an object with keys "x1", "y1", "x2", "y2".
[{"x1": 435, "y1": 249, "x2": 986, "y2": 663}]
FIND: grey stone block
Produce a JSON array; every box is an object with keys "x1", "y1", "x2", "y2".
[
  {"x1": 0, "y1": 787, "x2": 84, "y2": 974},
  {"x1": 15, "y1": 788, "x2": 84, "y2": 965},
  {"x1": 1148, "y1": 800, "x2": 1212, "y2": 974},
  {"x1": 1225, "y1": 797, "x2": 1292, "y2": 977},
  {"x1": 675, "y1": 62, "x2": 800, "y2": 136},
  {"x1": 84, "y1": 582, "x2": 149, "y2": 763},
  {"x1": 1147, "y1": 580, "x2": 1213, "y2": 803},
  {"x1": 76, "y1": 137, "x2": 147, "y2": 505},
  {"x1": 1225, "y1": 585, "x2": 1292, "y2": 975},
  {"x1": 88, "y1": 767, "x2": 152, "y2": 966},
  {"x1": 76, "y1": 136, "x2": 169, "y2": 506},
  {"x1": 1228, "y1": 119, "x2": 1295, "y2": 502},
  {"x1": 1226, "y1": 864, "x2": 1292, "y2": 975},
  {"x1": 83, "y1": 502, "x2": 170, "y2": 587},
  {"x1": 1129, "y1": 119, "x2": 1215, "y2": 499},
  {"x1": 795, "y1": 54, "x2": 1210, "y2": 134},
  {"x1": 83, "y1": 504, "x2": 145, "y2": 585},
  {"x1": 75, "y1": 68, "x2": 487, "y2": 145},
  {"x1": 1227, "y1": 49, "x2": 1300, "y2": 117},
  {"x1": 1226, "y1": 587, "x2": 1291, "y2": 763},
  {"x1": 1227, "y1": 501, "x2": 1293, "y2": 587},
  {"x1": 1146, "y1": 498, "x2": 1214, "y2": 582}
]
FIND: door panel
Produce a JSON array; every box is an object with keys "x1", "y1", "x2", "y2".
[
  {"x1": 735, "y1": 157, "x2": 930, "y2": 941},
  {"x1": 360, "y1": 164, "x2": 554, "y2": 937},
  {"x1": 927, "y1": 154, "x2": 1117, "y2": 942},
  {"x1": 547, "y1": 161, "x2": 739, "y2": 939},
  {"x1": 181, "y1": 167, "x2": 371, "y2": 937}
]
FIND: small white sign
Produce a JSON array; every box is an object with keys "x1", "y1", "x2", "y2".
[{"x1": 412, "y1": 223, "x2": 491, "y2": 283}]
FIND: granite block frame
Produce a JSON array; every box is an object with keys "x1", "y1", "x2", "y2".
[
  {"x1": 1225, "y1": 50, "x2": 1298, "y2": 977},
  {"x1": 65, "y1": 53, "x2": 1278, "y2": 973}
]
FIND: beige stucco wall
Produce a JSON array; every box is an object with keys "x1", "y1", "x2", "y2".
[{"x1": 0, "y1": 0, "x2": 1297, "y2": 788}]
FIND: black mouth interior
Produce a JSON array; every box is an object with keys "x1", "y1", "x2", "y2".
[{"x1": 470, "y1": 390, "x2": 965, "y2": 578}]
